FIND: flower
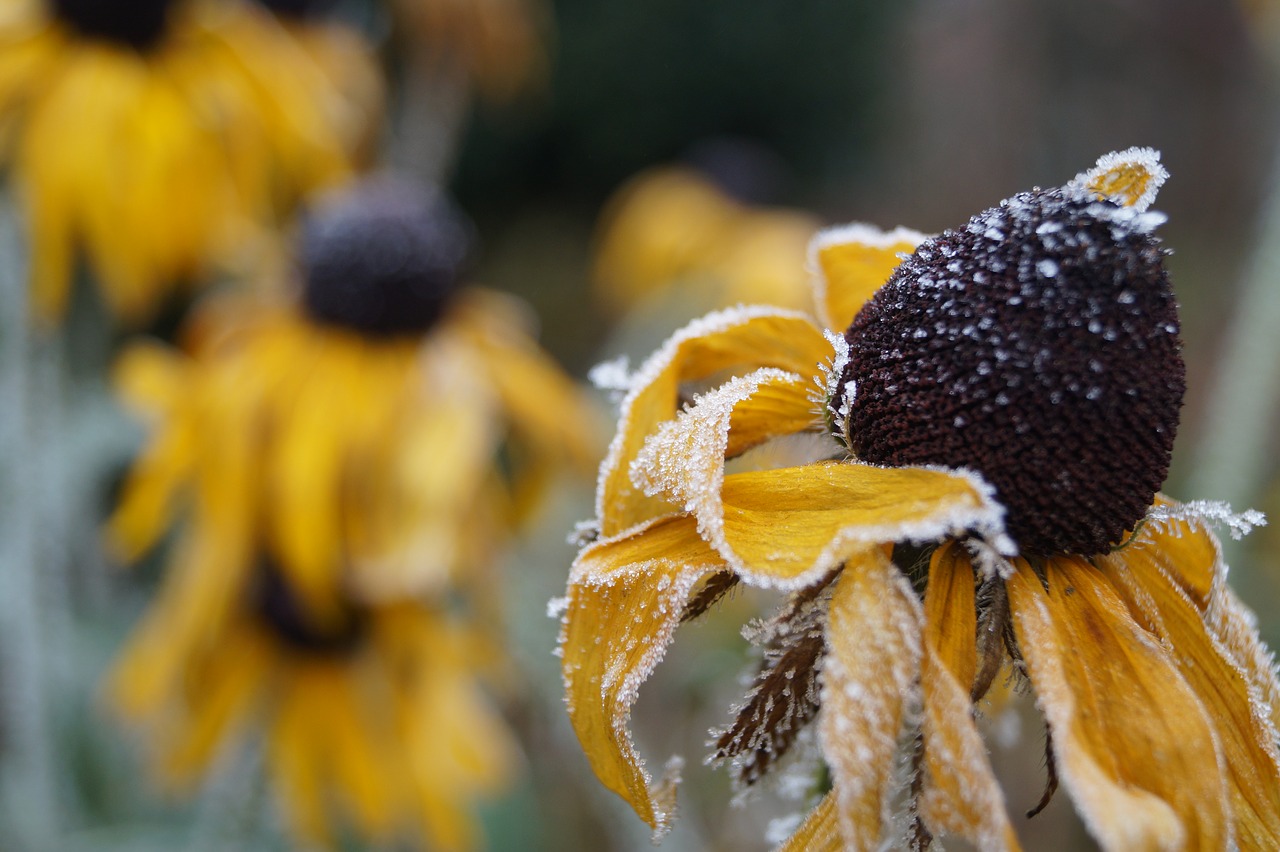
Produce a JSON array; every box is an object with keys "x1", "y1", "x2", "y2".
[
  {"x1": 107, "y1": 178, "x2": 601, "y2": 846},
  {"x1": 593, "y1": 165, "x2": 821, "y2": 318},
  {"x1": 0, "y1": 0, "x2": 379, "y2": 325},
  {"x1": 558, "y1": 148, "x2": 1280, "y2": 850},
  {"x1": 110, "y1": 556, "x2": 520, "y2": 849}
]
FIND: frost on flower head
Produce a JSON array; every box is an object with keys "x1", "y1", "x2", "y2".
[{"x1": 558, "y1": 148, "x2": 1280, "y2": 851}]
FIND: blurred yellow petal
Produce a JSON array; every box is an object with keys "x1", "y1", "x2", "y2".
[
  {"x1": 599, "y1": 308, "x2": 832, "y2": 535},
  {"x1": 270, "y1": 672, "x2": 333, "y2": 847},
  {"x1": 160, "y1": 624, "x2": 273, "y2": 785},
  {"x1": 1070, "y1": 146, "x2": 1168, "y2": 212},
  {"x1": 919, "y1": 543, "x2": 1020, "y2": 851},
  {"x1": 702, "y1": 208, "x2": 818, "y2": 312},
  {"x1": 695, "y1": 460, "x2": 1002, "y2": 588},
  {"x1": 778, "y1": 792, "x2": 842, "y2": 852},
  {"x1": 593, "y1": 167, "x2": 739, "y2": 314},
  {"x1": 809, "y1": 223, "x2": 926, "y2": 332},
  {"x1": 561, "y1": 513, "x2": 728, "y2": 831},
  {"x1": 822, "y1": 548, "x2": 922, "y2": 851},
  {"x1": 1007, "y1": 556, "x2": 1229, "y2": 851}
]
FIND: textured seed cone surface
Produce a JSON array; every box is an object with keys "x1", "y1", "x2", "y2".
[{"x1": 836, "y1": 188, "x2": 1185, "y2": 556}]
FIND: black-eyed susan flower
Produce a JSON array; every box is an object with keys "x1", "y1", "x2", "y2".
[
  {"x1": 593, "y1": 165, "x2": 821, "y2": 318},
  {"x1": 558, "y1": 148, "x2": 1280, "y2": 850},
  {"x1": 107, "y1": 177, "x2": 601, "y2": 846},
  {"x1": 0, "y1": 0, "x2": 379, "y2": 325}
]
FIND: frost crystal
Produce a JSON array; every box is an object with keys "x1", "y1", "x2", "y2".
[
  {"x1": 588, "y1": 354, "x2": 632, "y2": 396},
  {"x1": 1147, "y1": 500, "x2": 1267, "y2": 541}
]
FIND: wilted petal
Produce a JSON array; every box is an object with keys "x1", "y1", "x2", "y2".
[
  {"x1": 777, "y1": 792, "x2": 842, "y2": 852},
  {"x1": 681, "y1": 460, "x2": 1003, "y2": 589},
  {"x1": 633, "y1": 366, "x2": 821, "y2": 511},
  {"x1": 1008, "y1": 556, "x2": 1230, "y2": 851},
  {"x1": 1098, "y1": 531, "x2": 1280, "y2": 849},
  {"x1": 822, "y1": 548, "x2": 922, "y2": 851},
  {"x1": 919, "y1": 543, "x2": 1020, "y2": 851},
  {"x1": 597, "y1": 307, "x2": 830, "y2": 536},
  {"x1": 560, "y1": 514, "x2": 728, "y2": 832},
  {"x1": 808, "y1": 223, "x2": 926, "y2": 332},
  {"x1": 1068, "y1": 147, "x2": 1168, "y2": 212}
]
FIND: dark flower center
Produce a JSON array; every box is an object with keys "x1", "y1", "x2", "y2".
[
  {"x1": 254, "y1": 559, "x2": 366, "y2": 655},
  {"x1": 52, "y1": 0, "x2": 174, "y2": 51},
  {"x1": 300, "y1": 179, "x2": 473, "y2": 338},
  {"x1": 251, "y1": 0, "x2": 333, "y2": 18},
  {"x1": 833, "y1": 188, "x2": 1185, "y2": 556}
]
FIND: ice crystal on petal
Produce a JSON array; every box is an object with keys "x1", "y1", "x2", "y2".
[
  {"x1": 1146, "y1": 500, "x2": 1267, "y2": 541},
  {"x1": 1068, "y1": 147, "x2": 1169, "y2": 213},
  {"x1": 588, "y1": 355, "x2": 634, "y2": 398}
]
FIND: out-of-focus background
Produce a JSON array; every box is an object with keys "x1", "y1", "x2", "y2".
[{"x1": 2, "y1": 0, "x2": 1278, "y2": 849}]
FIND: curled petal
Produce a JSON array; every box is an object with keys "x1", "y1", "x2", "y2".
[
  {"x1": 660, "y1": 459, "x2": 1003, "y2": 589},
  {"x1": 1008, "y1": 556, "x2": 1230, "y2": 851},
  {"x1": 560, "y1": 514, "x2": 727, "y2": 832},
  {"x1": 822, "y1": 549, "x2": 923, "y2": 851},
  {"x1": 808, "y1": 223, "x2": 926, "y2": 332},
  {"x1": 633, "y1": 366, "x2": 822, "y2": 512},
  {"x1": 596, "y1": 307, "x2": 830, "y2": 536},
  {"x1": 919, "y1": 544, "x2": 1020, "y2": 850}
]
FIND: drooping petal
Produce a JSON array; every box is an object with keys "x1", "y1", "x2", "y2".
[
  {"x1": 808, "y1": 223, "x2": 927, "y2": 332},
  {"x1": 643, "y1": 458, "x2": 1003, "y2": 589},
  {"x1": 597, "y1": 307, "x2": 830, "y2": 535},
  {"x1": 1097, "y1": 543, "x2": 1280, "y2": 848},
  {"x1": 918, "y1": 543, "x2": 1020, "y2": 851},
  {"x1": 821, "y1": 548, "x2": 922, "y2": 851},
  {"x1": 1007, "y1": 556, "x2": 1230, "y2": 851},
  {"x1": 778, "y1": 792, "x2": 842, "y2": 852},
  {"x1": 560, "y1": 514, "x2": 728, "y2": 831},
  {"x1": 632, "y1": 366, "x2": 822, "y2": 514},
  {"x1": 1068, "y1": 147, "x2": 1168, "y2": 212}
]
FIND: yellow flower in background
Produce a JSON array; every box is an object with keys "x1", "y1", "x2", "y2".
[
  {"x1": 111, "y1": 555, "x2": 519, "y2": 850},
  {"x1": 389, "y1": 0, "x2": 548, "y2": 101},
  {"x1": 593, "y1": 165, "x2": 821, "y2": 318},
  {"x1": 0, "y1": 0, "x2": 380, "y2": 325},
  {"x1": 108, "y1": 178, "x2": 601, "y2": 846},
  {"x1": 559, "y1": 149, "x2": 1280, "y2": 850}
]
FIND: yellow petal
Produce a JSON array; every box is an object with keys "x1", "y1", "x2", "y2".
[
  {"x1": 919, "y1": 543, "x2": 1020, "y2": 851},
  {"x1": 598, "y1": 307, "x2": 830, "y2": 536},
  {"x1": 1069, "y1": 147, "x2": 1168, "y2": 212},
  {"x1": 808, "y1": 223, "x2": 926, "y2": 332},
  {"x1": 777, "y1": 792, "x2": 842, "y2": 852},
  {"x1": 1099, "y1": 526, "x2": 1280, "y2": 847},
  {"x1": 632, "y1": 366, "x2": 822, "y2": 515},
  {"x1": 269, "y1": 670, "x2": 334, "y2": 847},
  {"x1": 1007, "y1": 556, "x2": 1229, "y2": 851},
  {"x1": 822, "y1": 548, "x2": 922, "y2": 851},
  {"x1": 695, "y1": 460, "x2": 1002, "y2": 588},
  {"x1": 560, "y1": 513, "x2": 728, "y2": 831}
]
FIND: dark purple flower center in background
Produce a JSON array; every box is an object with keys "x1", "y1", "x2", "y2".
[
  {"x1": 53, "y1": 0, "x2": 174, "y2": 51},
  {"x1": 255, "y1": 559, "x2": 366, "y2": 655},
  {"x1": 834, "y1": 189, "x2": 1185, "y2": 556},
  {"x1": 251, "y1": 0, "x2": 334, "y2": 19},
  {"x1": 300, "y1": 179, "x2": 474, "y2": 338}
]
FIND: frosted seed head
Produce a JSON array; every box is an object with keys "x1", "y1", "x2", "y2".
[
  {"x1": 300, "y1": 177, "x2": 473, "y2": 338},
  {"x1": 834, "y1": 187, "x2": 1185, "y2": 556}
]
